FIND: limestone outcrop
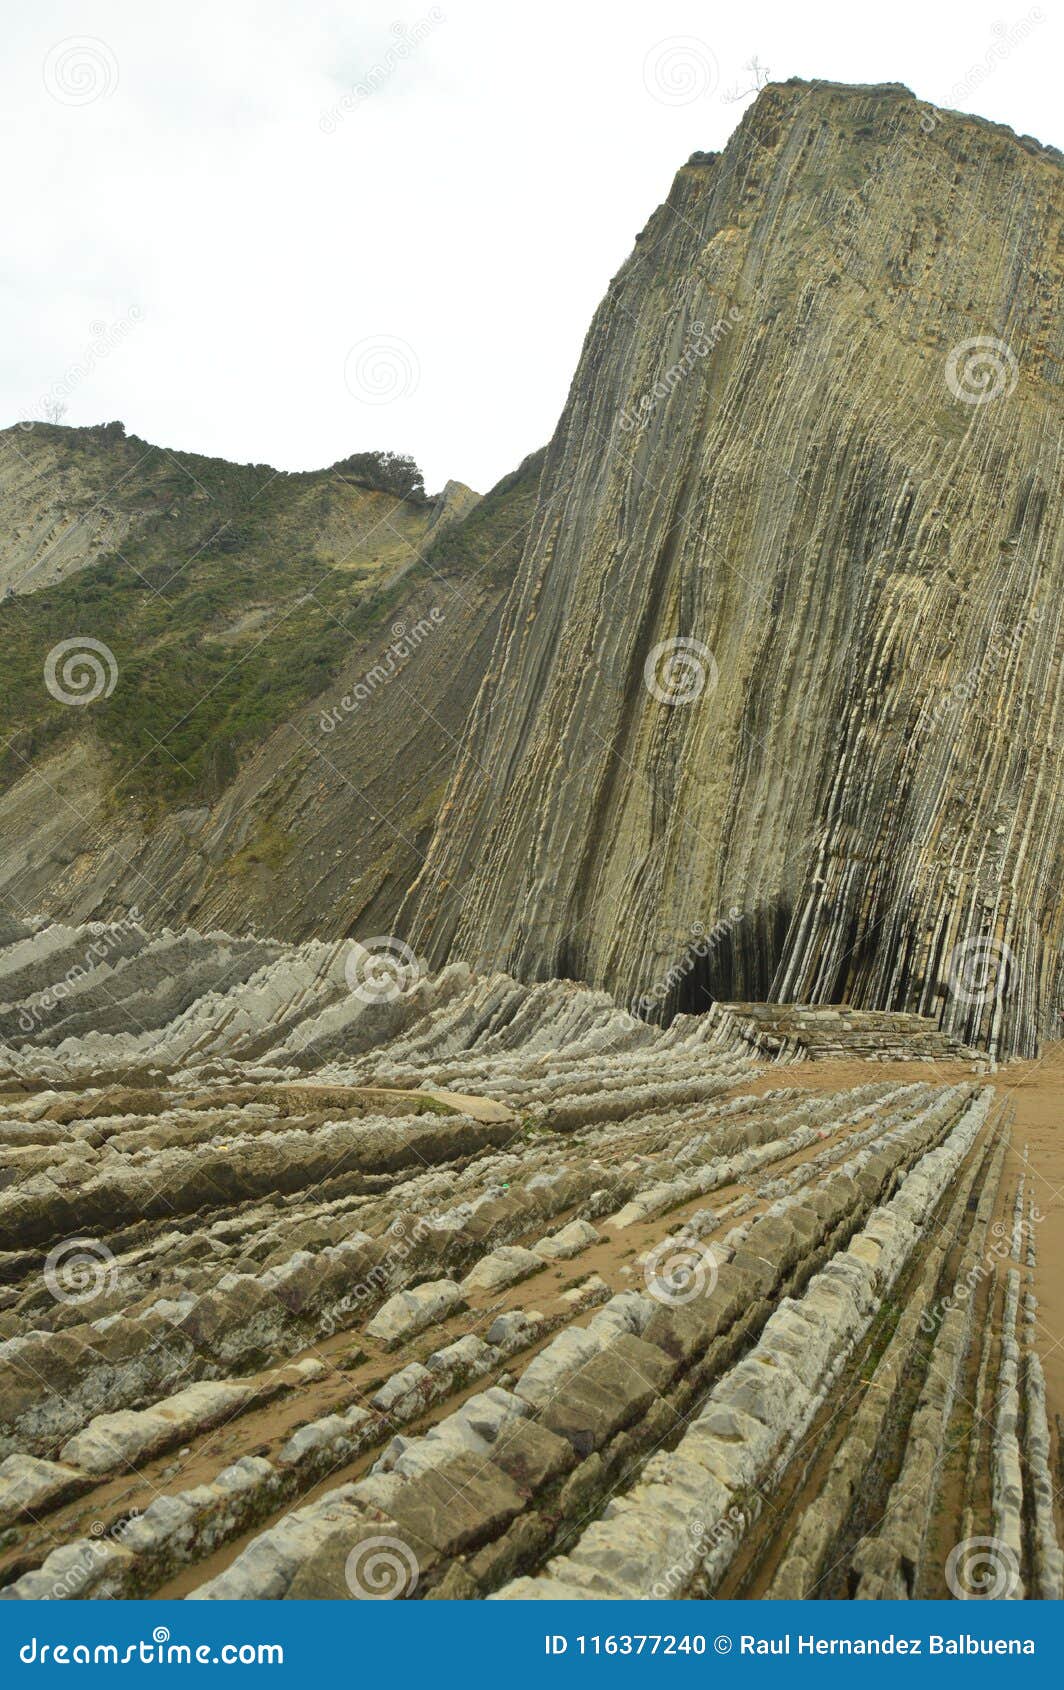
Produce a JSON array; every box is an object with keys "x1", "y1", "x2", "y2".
[
  {"x1": 0, "y1": 917, "x2": 1056, "y2": 1601},
  {"x1": 2, "y1": 77, "x2": 1063, "y2": 1604},
  {"x1": 403, "y1": 80, "x2": 1064, "y2": 1059}
]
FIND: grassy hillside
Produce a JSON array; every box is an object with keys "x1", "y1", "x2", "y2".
[{"x1": 0, "y1": 426, "x2": 540, "y2": 809}]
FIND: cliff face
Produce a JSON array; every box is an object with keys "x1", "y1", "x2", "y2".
[
  {"x1": 404, "y1": 80, "x2": 1064, "y2": 1057},
  {"x1": 0, "y1": 423, "x2": 163, "y2": 597},
  {"x1": 0, "y1": 422, "x2": 541, "y2": 940}
]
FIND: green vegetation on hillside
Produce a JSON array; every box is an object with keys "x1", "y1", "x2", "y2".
[
  {"x1": 0, "y1": 427, "x2": 542, "y2": 807},
  {"x1": 426, "y1": 448, "x2": 545, "y2": 583}
]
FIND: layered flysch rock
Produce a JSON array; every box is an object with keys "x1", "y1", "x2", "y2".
[
  {"x1": 3, "y1": 919, "x2": 1056, "y2": 1603},
  {"x1": 0, "y1": 428, "x2": 541, "y2": 944},
  {"x1": 0, "y1": 916, "x2": 972, "y2": 1094},
  {"x1": 0, "y1": 1068, "x2": 997, "y2": 1599},
  {"x1": 0, "y1": 915, "x2": 667, "y2": 1088},
  {"x1": 403, "y1": 79, "x2": 1064, "y2": 1059}
]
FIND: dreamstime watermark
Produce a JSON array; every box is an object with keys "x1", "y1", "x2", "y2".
[
  {"x1": 344, "y1": 1534, "x2": 420, "y2": 1598},
  {"x1": 319, "y1": 1212, "x2": 444, "y2": 1332},
  {"x1": 619, "y1": 309, "x2": 742, "y2": 434},
  {"x1": 945, "y1": 934, "x2": 1016, "y2": 1010},
  {"x1": 343, "y1": 334, "x2": 420, "y2": 405},
  {"x1": 44, "y1": 638, "x2": 118, "y2": 705},
  {"x1": 43, "y1": 1239, "x2": 118, "y2": 1306},
  {"x1": 643, "y1": 37, "x2": 720, "y2": 106},
  {"x1": 921, "y1": 1208, "x2": 1044, "y2": 1336},
  {"x1": 344, "y1": 936, "x2": 426, "y2": 1004},
  {"x1": 649, "y1": 1506, "x2": 746, "y2": 1597},
  {"x1": 43, "y1": 37, "x2": 119, "y2": 106},
  {"x1": 920, "y1": 10, "x2": 1043, "y2": 133},
  {"x1": 945, "y1": 337, "x2": 1018, "y2": 406},
  {"x1": 643, "y1": 637, "x2": 718, "y2": 706},
  {"x1": 17, "y1": 909, "x2": 141, "y2": 1035},
  {"x1": 632, "y1": 912, "x2": 741, "y2": 1017},
  {"x1": 945, "y1": 1534, "x2": 1021, "y2": 1599},
  {"x1": 644, "y1": 1232, "x2": 720, "y2": 1306},
  {"x1": 320, "y1": 11, "x2": 445, "y2": 132},
  {"x1": 37, "y1": 1515, "x2": 141, "y2": 1600},
  {"x1": 23, "y1": 308, "x2": 143, "y2": 428},
  {"x1": 924, "y1": 603, "x2": 1045, "y2": 729},
  {"x1": 19, "y1": 1634, "x2": 283, "y2": 1666},
  {"x1": 319, "y1": 610, "x2": 445, "y2": 731}
]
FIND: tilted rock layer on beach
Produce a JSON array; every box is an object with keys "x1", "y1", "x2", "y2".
[
  {"x1": 0, "y1": 917, "x2": 1058, "y2": 1601},
  {"x1": 404, "y1": 80, "x2": 1064, "y2": 1059}
]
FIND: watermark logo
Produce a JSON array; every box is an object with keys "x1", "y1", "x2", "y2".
[
  {"x1": 649, "y1": 1506, "x2": 746, "y2": 1597},
  {"x1": 27, "y1": 308, "x2": 143, "y2": 429},
  {"x1": 945, "y1": 1535, "x2": 1021, "y2": 1599},
  {"x1": 319, "y1": 610, "x2": 445, "y2": 731},
  {"x1": 643, "y1": 637, "x2": 718, "y2": 706},
  {"x1": 921, "y1": 11, "x2": 1044, "y2": 130},
  {"x1": 344, "y1": 1535, "x2": 420, "y2": 1599},
  {"x1": 644, "y1": 1234, "x2": 719, "y2": 1306},
  {"x1": 318, "y1": 1212, "x2": 445, "y2": 1330},
  {"x1": 945, "y1": 337, "x2": 1018, "y2": 406},
  {"x1": 44, "y1": 638, "x2": 118, "y2": 705},
  {"x1": 643, "y1": 38, "x2": 719, "y2": 105},
  {"x1": 923, "y1": 603, "x2": 1044, "y2": 728},
  {"x1": 345, "y1": 936, "x2": 425, "y2": 1004},
  {"x1": 619, "y1": 309, "x2": 741, "y2": 434},
  {"x1": 945, "y1": 935, "x2": 1015, "y2": 1009},
  {"x1": 16, "y1": 910, "x2": 141, "y2": 1036},
  {"x1": 43, "y1": 38, "x2": 118, "y2": 106},
  {"x1": 43, "y1": 1239, "x2": 117, "y2": 1305},
  {"x1": 921, "y1": 1207, "x2": 1043, "y2": 1335},
  {"x1": 631, "y1": 911, "x2": 742, "y2": 1017},
  {"x1": 344, "y1": 336, "x2": 420, "y2": 405},
  {"x1": 319, "y1": 10, "x2": 445, "y2": 133}
]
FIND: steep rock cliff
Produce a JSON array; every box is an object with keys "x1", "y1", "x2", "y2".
[{"x1": 404, "y1": 80, "x2": 1064, "y2": 1057}]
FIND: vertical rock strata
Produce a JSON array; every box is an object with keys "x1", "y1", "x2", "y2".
[{"x1": 404, "y1": 80, "x2": 1064, "y2": 1057}]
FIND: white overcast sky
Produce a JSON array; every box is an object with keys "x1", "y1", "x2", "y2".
[{"x1": 3, "y1": 0, "x2": 1061, "y2": 493}]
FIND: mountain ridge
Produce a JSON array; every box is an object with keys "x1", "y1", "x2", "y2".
[{"x1": 0, "y1": 418, "x2": 543, "y2": 941}]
